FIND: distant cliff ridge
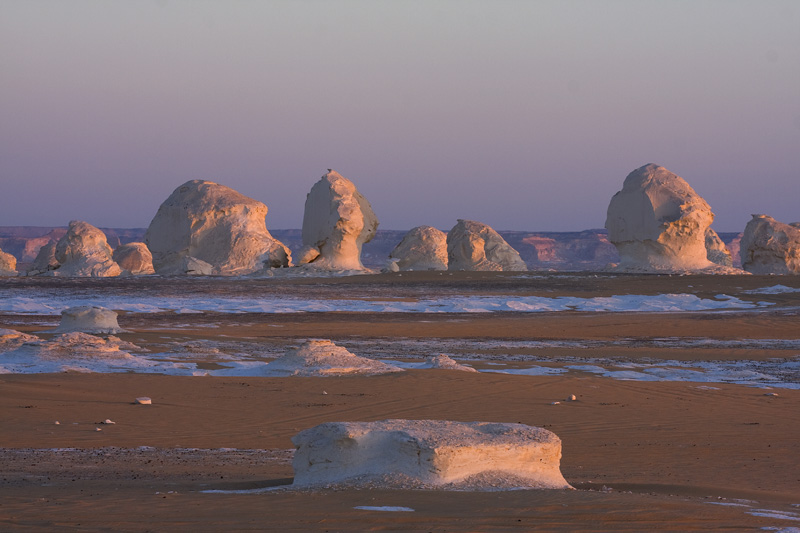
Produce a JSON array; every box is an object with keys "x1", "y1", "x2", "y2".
[{"x1": 0, "y1": 226, "x2": 743, "y2": 271}]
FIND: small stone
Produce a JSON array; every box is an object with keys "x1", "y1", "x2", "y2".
[
  {"x1": 550, "y1": 401, "x2": 561, "y2": 405},
  {"x1": 103, "y1": 419, "x2": 116, "y2": 424},
  {"x1": 567, "y1": 394, "x2": 577, "y2": 401},
  {"x1": 54, "y1": 421, "x2": 60, "y2": 425},
  {"x1": 95, "y1": 427, "x2": 102, "y2": 432},
  {"x1": 135, "y1": 397, "x2": 152, "y2": 405},
  {"x1": 322, "y1": 391, "x2": 328, "y2": 395},
  {"x1": 764, "y1": 392, "x2": 779, "y2": 397}
]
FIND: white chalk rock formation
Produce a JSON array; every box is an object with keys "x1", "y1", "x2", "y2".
[
  {"x1": 447, "y1": 220, "x2": 527, "y2": 271},
  {"x1": 605, "y1": 164, "x2": 717, "y2": 271},
  {"x1": 292, "y1": 420, "x2": 572, "y2": 489},
  {"x1": 113, "y1": 242, "x2": 155, "y2": 275},
  {"x1": 27, "y1": 241, "x2": 59, "y2": 275},
  {"x1": 53, "y1": 306, "x2": 123, "y2": 334},
  {"x1": 53, "y1": 221, "x2": 122, "y2": 277},
  {"x1": 740, "y1": 215, "x2": 800, "y2": 275},
  {"x1": 0, "y1": 328, "x2": 39, "y2": 352},
  {"x1": 388, "y1": 226, "x2": 448, "y2": 271},
  {"x1": 705, "y1": 228, "x2": 733, "y2": 267},
  {"x1": 421, "y1": 354, "x2": 478, "y2": 372},
  {"x1": 264, "y1": 340, "x2": 403, "y2": 376},
  {"x1": 0, "y1": 248, "x2": 17, "y2": 276},
  {"x1": 299, "y1": 170, "x2": 378, "y2": 270},
  {"x1": 145, "y1": 180, "x2": 290, "y2": 275}
]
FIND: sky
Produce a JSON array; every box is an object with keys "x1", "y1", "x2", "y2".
[{"x1": 1, "y1": 0, "x2": 798, "y2": 232}]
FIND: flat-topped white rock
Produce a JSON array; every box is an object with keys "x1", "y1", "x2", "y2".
[
  {"x1": 53, "y1": 306, "x2": 123, "y2": 334},
  {"x1": 388, "y1": 226, "x2": 448, "y2": 271},
  {"x1": 605, "y1": 164, "x2": 723, "y2": 272},
  {"x1": 299, "y1": 170, "x2": 378, "y2": 271},
  {"x1": 741, "y1": 215, "x2": 800, "y2": 275},
  {"x1": 52, "y1": 221, "x2": 122, "y2": 277},
  {"x1": 145, "y1": 180, "x2": 290, "y2": 275},
  {"x1": 264, "y1": 340, "x2": 403, "y2": 376},
  {"x1": 113, "y1": 242, "x2": 155, "y2": 275},
  {"x1": 447, "y1": 220, "x2": 527, "y2": 271},
  {"x1": 0, "y1": 248, "x2": 17, "y2": 276},
  {"x1": 292, "y1": 420, "x2": 571, "y2": 489}
]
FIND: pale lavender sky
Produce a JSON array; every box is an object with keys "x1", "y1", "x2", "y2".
[{"x1": 1, "y1": 0, "x2": 798, "y2": 232}]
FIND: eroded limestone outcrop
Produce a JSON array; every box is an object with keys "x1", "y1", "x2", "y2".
[
  {"x1": 387, "y1": 226, "x2": 448, "y2": 271},
  {"x1": 263, "y1": 340, "x2": 402, "y2": 377},
  {"x1": 145, "y1": 180, "x2": 290, "y2": 275},
  {"x1": 52, "y1": 221, "x2": 122, "y2": 277},
  {"x1": 740, "y1": 215, "x2": 800, "y2": 275},
  {"x1": 53, "y1": 306, "x2": 123, "y2": 334},
  {"x1": 0, "y1": 248, "x2": 17, "y2": 276},
  {"x1": 446, "y1": 219, "x2": 527, "y2": 271},
  {"x1": 292, "y1": 419, "x2": 572, "y2": 489},
  {"x1": 299, "y1": 170, "x2": 378, "y2": 271},
  {"x1": 605, "y1": 164, "x2": 725, "y2": 272},
  {"x1": 113, "y1": 242, "x2": 155, "y2": 275}
]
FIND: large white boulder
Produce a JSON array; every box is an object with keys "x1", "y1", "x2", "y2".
[
  {"x1": 145, "y1": 180, "x2": 290, "y2": 275},
  {"x1": 0, "y1": 248, "x2": 17, "y2": 276},
  {"x1": 113, "y1": 242, "x2": 155, "y2": 275},
  {"x1": 447, "y1": 220, "x2": 527, "y2": 271},
  {"x1": 388, "y1": 226, "x2": 448, "y2": 271},
  {"x1": 52, "y1": 221, "x2": 122, "y2": 277},
  {"x1": 292, "y1": 419, "x2": 572, "y2": 489},
  {"x1": 53, "y1": 306, "x2": 123, "y2": 334},
  {"x1": 264, "y1": 340, "x2": 403, "y2": 376},
  {"x1": 299, "y1": 170, "x2": 378, "y2": 271},
  {"x1": 740, "y1": 215, "x2": 800, "y2": 275},
  {"x1": 605, "y1": 164, "x2": 718, "y2": 271}
]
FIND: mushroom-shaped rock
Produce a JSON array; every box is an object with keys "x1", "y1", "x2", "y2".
[
  {"x1": 300, "y1": 170, "x2": 378, "y2": 270},
  {"x1": 292, "y1": 420, "x2": 572, "y2": 489},
  {"x1": 605, "y1": 164, "x2": 716, "y2": 271},
  {"x1": 447, "y1": 220, "x2": 527, "y2": 271},
  {"x1": 264, "y1": 340, "x2": 403, "y2": 376},
  {"x1": 705, "y1": 228, "x2": 733, "y2": 267},
  {"x1": 0, "y1": 248, "x2": 17, "y2": 276},
  {"x1": 740, "y1": 215, "x2": 800, "y2": 274},
  {"x1": 27, "y1": 241, "x2": 59, "y2": 276},
  {"x1": 388, "y1": 226, "x2": 448, "y2": 271},
  {"x1": 145, "y1": 180, "x2": 291, "y2": 276},
  {"x1": 53, "y1": 221, "x2": 122, "y2": 277},
  {"x1": 113, "y1": 242, "x2": 155, "y2": 275},
  {"x1": 53, "y1": 306, "x2": 123, "y2": 334}
]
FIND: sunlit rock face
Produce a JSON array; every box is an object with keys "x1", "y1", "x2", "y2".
[
  {"x1": 446, "y1": 219, "x2": 527, "y2": 271},
  {"x1": 0, "y1": 248, "x2": 17, "y2": 276},
  {"x1": 51, "y1": 221, "x2": 122, "y2": 277},
  {"x1": 388, "y1": 226, "x2": 448, "y2": 271},
  {"x1": 705, "y1": 228, "x2": 733, "y2": 267},
  {"x1": 605, "y1": 164, "x2": 717, "y2": 271},
  {"x1": 740, "y1": 215, "x2": 800, "y2": 275},
  {"x1": 113, "y1": 242, "x2": 155, "y2": 275},
  {"x1": 145, "y1": 180, "x2": 290, "y2": 275},
  {"x1": 299, "y1": 170, "x2": 378, "y2": 271},
  {"x1": 291, "y1": 420, "x2": 572, "y2": 489}
]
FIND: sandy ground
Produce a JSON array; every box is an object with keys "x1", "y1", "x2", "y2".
[{"x1": 1, "y1": 272, "x2": 799, "y2": 531}]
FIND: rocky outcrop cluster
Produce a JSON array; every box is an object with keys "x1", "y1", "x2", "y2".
[
  {"x1": 605, "y1": 164, "x2": 729, "y2": 272},
  {"x1": 298, "y1": 170, "x2": 378, "y2": 271},
  {"x1": 145, "y1": 180, "x2": 290, "y2": 275},
  {"x1": 740, "y1": 215, "x2": 800, "y2": 274},
  {"x1": 29, "y1": 221, "x2": 123, "y2": 277},
  {"x1": 387, "y1": 226, "x2": 448, "y2": 271},
  {"x1": 447, "y1": 219, "x2": 527, "y2": 271}
]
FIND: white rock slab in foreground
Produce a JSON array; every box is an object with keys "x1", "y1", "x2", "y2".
[
  {"x1": 292, "y1": 419, "x2": 572, "y2": 490},
  {"x1": 53, "y1": 306, "x2": 123, "y2": 334}
]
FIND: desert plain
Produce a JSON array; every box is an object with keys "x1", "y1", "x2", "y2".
[{"x1": 1, "y1": 271, "x2": 799, "y2": 531}]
